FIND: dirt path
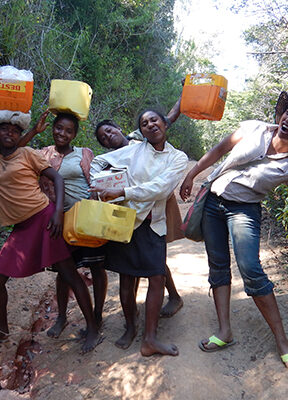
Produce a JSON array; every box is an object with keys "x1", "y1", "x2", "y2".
[
  {"x1": 1, "y1": 236, "x2": 288, "y2": 400},
  {"x1": 1, "y1": 163, "x2": 288, "y2": 399}
]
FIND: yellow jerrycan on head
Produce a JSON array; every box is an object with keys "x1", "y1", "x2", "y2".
[
  {"x1": 180, "y1": 73, "x2": 228, "y2": 121},
  {"x1": 48, "y1": 79, "x2": 92, "y2": 121},
  {"x1": 63, "y1": 199, "x2": 137, "y2": 247}
]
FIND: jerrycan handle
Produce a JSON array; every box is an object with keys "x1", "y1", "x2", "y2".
[
  {"x1": 112, "y1": 209, "x2": 127, "y2": 218},
  {"x1": 96, "y1": 192, "x2": 102, "y2": 201}
]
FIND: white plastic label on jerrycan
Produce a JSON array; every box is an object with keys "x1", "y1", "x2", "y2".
[{"x1": 48, "y1": 79, "x2": 93, "y2": 121}]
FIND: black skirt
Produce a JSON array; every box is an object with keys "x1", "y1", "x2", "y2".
[
  {"x1": 105, "y1": 220, "x2": 166, "y2": 277},
  {"x1": 49, "y1": 244, "x2": 107, "y2": 272},
  {"x1": 72, "y1": 244, "x2": 107, "y2": 268}
]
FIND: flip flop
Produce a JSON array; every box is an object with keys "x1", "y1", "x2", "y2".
[
  {"x1": 199, "y1": 335, "x2": 236, "y2": 353},
  {"x1": 281, "y1": 353, "x2": 288, "y2": 366}
]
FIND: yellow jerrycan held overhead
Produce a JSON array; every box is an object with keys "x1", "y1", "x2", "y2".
[
  {"x1": 180, "y1": 73, "x2": 228, "y2": 121},
  {"x1": 48, "y1": 79, "x2": 92, "y2": 121},
  {"x1": 63, "y1": 199, "x2": 136, "y2": 247}
]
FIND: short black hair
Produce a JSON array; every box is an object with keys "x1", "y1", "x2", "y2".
[
  {"x1": 53, "y1": 113, "x2": 79, "y2": 134},
  {"x1": 137, "y1": 109, "x2": 167, "y2": 134}
]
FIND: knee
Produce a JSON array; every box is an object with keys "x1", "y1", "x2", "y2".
[
  {"x1": 208, "y1": 262, "x2": 231, "y2": 288},
  {"x1": 91, "y1": 267, "x2": 107, "y2": 280},
  {"x1": 56, "y1": 272, "x2": 70, "y2": 289},
  {"x1": 120, "y1": 276, "x2": 136, "y2": 298},
  {"x1": 54, "y1": 257, "x2": 75, "y2": 273},
  {"x1": 237, "y1": 260, "x2": 274, "y2": 296},
  {"x1": 57, "y1": 267, "x2": 83, "y2": 289},
  {"x1": 148, "y1": 274, "x2": 165, "y2": 290},
  {"x1": 242, "y1": 274, "x2": 274, "y2": 296}
]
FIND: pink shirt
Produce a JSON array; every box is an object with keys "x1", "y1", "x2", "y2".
[{"x1": 38, "y1": 145, "x2": 93, "y2": 203}]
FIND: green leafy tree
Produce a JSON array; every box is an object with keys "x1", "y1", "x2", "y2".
[{"x1": 0, "y1": 0, "x2": 216, "y2": 159}]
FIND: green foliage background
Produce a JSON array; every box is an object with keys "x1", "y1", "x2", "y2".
[
  {"x1": 1, "y1": 0, "x2": 288, "y2": 232},
  {"x1": 227, "y1": 0, "x2": 288, "y2": 235},
  {"x1": 0, "y1": 0, "x2": 207, "y2": 159}
]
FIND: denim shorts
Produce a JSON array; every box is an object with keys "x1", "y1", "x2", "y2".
[{"x1": 202, "y1": 192, "x2": 274, "y2": 296}]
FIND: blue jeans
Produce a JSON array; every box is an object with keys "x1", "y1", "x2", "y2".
[{"x1": 202, "y1": 192, "x2": 274, "y2": 296}]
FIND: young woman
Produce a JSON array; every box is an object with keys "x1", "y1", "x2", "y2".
[
  {"x1": 180, "y1": 93, "x2": 288, "y2": 367},
  {"x1": 94, "y1": 117, "x2": 184, "y2": 319},
  {"x1": 19, "y1": 111, "x2": 108, "y2": 337},
  {"x1": 0, "y1": 119, "x2": 99, "y2": 353},
  {"x1": 90, "y1": 110, "x2": 188, "y2": 356}
]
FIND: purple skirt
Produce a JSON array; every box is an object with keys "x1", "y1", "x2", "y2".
[{"x1": 0, "y1": 203, "x2": 71, "y2": 278}]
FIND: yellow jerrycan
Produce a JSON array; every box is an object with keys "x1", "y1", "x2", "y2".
[
  {"x1": 63, "y1": 200, "x2": 107, "y2": 248},
  {"x1": 63, "y1": 199, "x2": 136, "y2": 246},
  {"x1": 48, "y1": 79, "x2": 92, "y2": 121},
  {"x1": 180, "y1": 73, "x2": 228, "y2": 121}
]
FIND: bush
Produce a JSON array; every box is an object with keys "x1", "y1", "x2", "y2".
[{"x1": 263, "y1": 184, "x2": 288, "y2": 236}]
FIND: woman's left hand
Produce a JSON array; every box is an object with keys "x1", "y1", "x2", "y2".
[
  {"x1": 89, "y1": 187, "x2": 125, "y2": 202},
  {"x1": 180, "y1": 173, "x2": 194, "y2": 201},
  {"x1": 46, "y1": 209, "x2": 64, "y2": 239}
]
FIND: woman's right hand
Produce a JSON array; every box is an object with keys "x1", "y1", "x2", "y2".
[
  {"x1": 180, "y1": 173, "x2": 194, "y2": 201},
  {"x1": 47, "y1": 209, "x2": 64, "y2": 239},
  {"x1": 33, "y1": 109, "x2": 50, "y2": 134},
  {"x1": 89, "y1": 187, "x2": 125, "y2": 202}
]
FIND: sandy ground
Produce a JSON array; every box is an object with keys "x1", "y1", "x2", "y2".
[{"x1": 1, "y1": 162, "x2": 288, "y2": 399}]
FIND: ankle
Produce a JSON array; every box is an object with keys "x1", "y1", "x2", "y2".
[
  {"x1": 56, "y1": 315, "x2": 67, "y2": 323},
  {"x1": 168, "y1": 294, "x2": 181, "y2": 301}
]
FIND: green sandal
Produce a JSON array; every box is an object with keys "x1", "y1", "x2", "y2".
[
  {"x1": 281, "y1": 353, "x2": 288, "y2": 365},
  {"x1": 199, "y1": 335, "x2": 236, "y2": 353}
]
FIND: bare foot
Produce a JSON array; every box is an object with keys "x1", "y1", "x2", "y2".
[
  {"x1": 115, "y1": 327, "x2": 137, "y2": 350},
  {"x1": 78, "y1": 317, "x2": 103, "y2": 338},
  {"x1": 160, "y1": 297, "x2": 183, "y2": 318},
  {"x1": 81, "y1": 330, "x2": 102, "y2": 354},
  {"x1": 141, "y1": 338, "x2": 178, "y2": 356},
  {"x1": 47, "y1": 317, "x2": 68, "y2": 338}
]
